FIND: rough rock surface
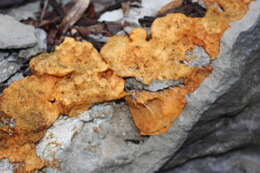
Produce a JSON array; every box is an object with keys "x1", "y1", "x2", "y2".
[
  {"x1": 161, "y1": 103, "x2": 260, "y2": 173},
  {"x1": 0, "y1": 159, "x2": 16, "y2": 173},
  {"x1": 0, "y1": 53, "x2": 21, "y2": 83},
  {"x1": 1, "y1": 1, "x2": 260, "y2": 172},
  {"x1": 0, "y1": 27, "x2": 47, "y2": 87},
  {"x1": 5, "y1": 1, "x2": 40, "y2": 21},
  {"x1": 0, "y1": 14, "x2": 36, "y2": 49},
  {"x1": 32, "y1": 1, "x2": 260, "y2": 173},
  {"x1": 159, "y1": 3, "x2": 260, "y2": 171},
  {"x1": 19, "y1": 1, "x2": 260, "y2": 173}
]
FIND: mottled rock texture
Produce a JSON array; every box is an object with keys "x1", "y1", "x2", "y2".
[
  {"x1": 1, "y1": 0, "x2": 260, "y2": 172},
  {"x1": 161, "y1": 103, "x2": 260, "y2": 173},
  {"x1": 0, "y1": 27, "x2": 47, "y2": 88},
  {"x1": 160, "y1": 2, "x2": 260, "y2": 171},
  {"x1": 33, "y1": 1, "x2": 260, "y2": 173},
  {"x1": 0, "y1": 14, "x2": 36, "y2": 49}
]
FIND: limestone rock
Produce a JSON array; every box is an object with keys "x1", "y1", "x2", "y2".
[
  {"x1": 160, "y1": 104, "x2": 260, "y2": 173},
  {"x1": 6, "y1": 1, "x2": 40, "y2": 21},
  {"x1": 0, "y1": 14, "x2": 36, "y2": 49},
  {"x1": 0, "y1": 28, "x2": 47, "y2": 84},
  {"x1": 0, "y1": 159, "x2": 16, "y2": 173},
  {"x1": 18, "y1": 29, "x2": 47, "y2": 61},
  {"x1": 0, "y1": 54, "x2": 21, "y2": 83},
  {"x1": 1, "y1": 0, "x2": 260, "y2": 172},
  {"x1": 37, "y1": 0, "x2": 260, "y2": 172}
]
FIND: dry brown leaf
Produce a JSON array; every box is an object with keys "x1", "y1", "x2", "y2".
[
  {"x1": 157, "y1": 0, "x2": 183, "y2": 16},
  {"x1": 58, "y1": 0, "x2": 90, "y2": 35},
  {"x1": 0, "y1": 38, "x2": 125, "y2": 171}
]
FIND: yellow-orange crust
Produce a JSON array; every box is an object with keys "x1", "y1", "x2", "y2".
[
  {"x1": 126, "y1": 66, "x2": 213, "y2": 135},
  {"x1": 30, "y1": 37, "x2": 126, "y2": 116},
  {"x1": 0, "y1": 0, "x2": 253, "y2": 171},
  {"x1": 0, "y1": 38, "x2": 125, "y2": 172},
  {"x1": 126, "y1": 88, "x2": 187, "y2": 135}
]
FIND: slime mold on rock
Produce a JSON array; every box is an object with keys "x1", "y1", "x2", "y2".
[{"x1": 0, "y1": 0, "x2": 253, "y2": 172}]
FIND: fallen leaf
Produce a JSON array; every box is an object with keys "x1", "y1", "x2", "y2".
[{"x1": 157, "y1": 0, "x2": 183, "y2": 16}]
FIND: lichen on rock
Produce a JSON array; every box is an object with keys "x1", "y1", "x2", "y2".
[
  {"x1": 30, "y1": 37, "x2": 125, "y2": 116},
  {"x1": 0, "y1": 0, "x2": 254, "y2": 171},
  {"x1": 126, "y1": 87, "x2": 188, "y2": 135},
  {"x1": 0, "y1": 38, "x2": 125, "y2": 172},
  {"x1": 126, "y1": 66, "x2": 212, "y2": 135}
]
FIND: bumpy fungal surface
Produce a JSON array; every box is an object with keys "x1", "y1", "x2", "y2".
[
  {"x1": 0, "y1": 76, "x2": 59, "y2": 172},
  {"x1": 126, "y1": 87, "x2": 188, "y2": 135},
  {"x1": 126, "y1": 66, "x2": 213, "y2": 135},
  {"x1": 101, "y1": 28, "x2": 196, "y2": 84},
  {"x1": 0, "y1": 0, "x2": 253, "y2": 172},
  {"x1": 31, "y1": 37, "x2": 125, "y2": 116},
  {"x1": 0, "y1": 38, "x2": 125, "y2": 172}
]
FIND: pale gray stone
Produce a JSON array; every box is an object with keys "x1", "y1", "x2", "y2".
[
  {"x1": 186, "y1": 46, "x2": 211, "y2": 67},
  {"x1": 0, "y1": 159, "x2": 15, "y2": 173},
  {"x1": 6, "y1": 1, "x2": 40, "y2": 21},
  {"x1": 4, "y1": 0, "x2": 254, "y2": 173},
  {"x1": 125, "y1": 78, "x2": 183, "y2": 92},
  {"x1": 0, "y1": 14, "x2": 37, "y2": 49},
  {"x1": 0, "y1": 57, "x2": 21, "y2": 83},
  {"x1": 18, "y1": 29, "x2": 47, "y2": 60}
]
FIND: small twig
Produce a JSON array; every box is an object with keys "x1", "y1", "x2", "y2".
[
  {"x1": 40, "y1": 0, "x2": 49, "y2": 20},
  {"x1": 58, "y1": 0, "x2": 90, "y2": 35},
  {"x1": 49, "y1": 0, "x2": 65, "y2": 17}
]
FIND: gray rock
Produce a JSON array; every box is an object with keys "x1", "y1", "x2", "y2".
[
  {"x1": 125, "y1": 78, "x2": 183, "y2": 92},
  {"x1": 0, "y1": 28, "x2": 46, "y2": 84},
  {"x1": 38, "y1": 103, "x2": 143, "y2": 173},
  {"x1": 144, "y1": 80, "x2": 183, "y2": 92},
  {"x1": 6, "y1": 72, "x2": 24, "y2": 85},
  {"x1": 6, "y1": 1, "x2": 40, "y2": 21},
  {"x1": 163, "y1": 145, "x2": 260, "y2": 173},
  {"x1": 123, "y1": 0, "x2": 172, "y2": 25},
  {"x1": 192, "y1": 0, "x2": 206, "y2": 8},
  {"x1": 32, "y1": 1, "x2": 260, "y2": 173},
  {"x1": 0, "y1": 159, "x2": 16, "y2": 173},
  {"x1": 160, "y1": 1, "x2": 260, "y2": 172},
  {"x1": 0, "y1": 55, "x2": 21, "y2": 83},
  {"x1": 0, "y1": 14, "x2": 37, "y2": 49},
  {"x1": 160, "y1": 103, "x2": 260, "y2": 172},
  {"x1": 0, "y1": 52, "x2": 9, "y2": 61},
  {"x1": 18, "y1": 29, "x2": 47, "y2": 60},
  {"x1": 186, "y1": 46, "x2": 211, "y2": 67}
]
